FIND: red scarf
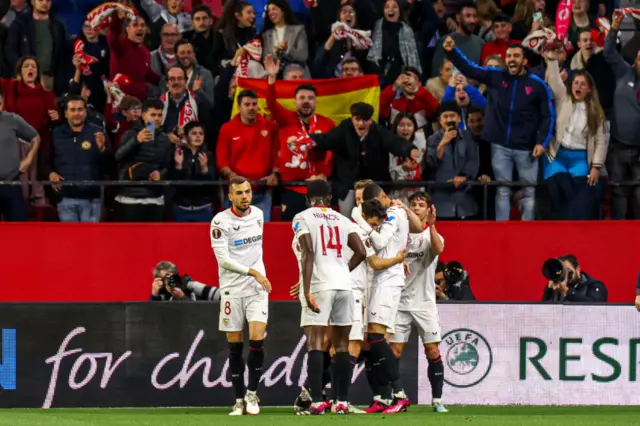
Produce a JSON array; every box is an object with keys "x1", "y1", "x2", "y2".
[{"x1": 74, "y1": 39, "x2": 98, "y2": 75}]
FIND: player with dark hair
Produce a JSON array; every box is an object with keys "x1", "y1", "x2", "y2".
[
  {"x1": 293, "y1": 180, "x2": 367, "y2": 414},
  {"x1": 210, "y1": 176, "x2": 272, "y2": 416}
]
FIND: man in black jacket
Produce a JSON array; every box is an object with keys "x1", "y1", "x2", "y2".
[
  {"x1": 298, "y1": 102, "x2": 419, "y2": 215},
  {"x1": 541, "y1": 254, "x2": 608, "y2": 303},
  {"x1": 5, "y1": 0, "x2": 69, "y2": 94},
  {"x1": 114, "y1": 98, "x2": 172, "y2": 222},
  {"x1": 48, "y1": 96, "x2": 109, "y2": 222}
]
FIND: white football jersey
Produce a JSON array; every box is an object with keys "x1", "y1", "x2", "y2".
[
  {"x1": 346, "y1": 224, "x2": 375, "y2": 294},
  {"x1": 210, "y1": 207, "x2": 266, "y2": 298},
  {"x1": 292, "y1": 207, "x2": 356, "y2": 293},
  {"x1": 371, "y1": 206, "x2": 410, "y2": 287},
  {"x1": 398, "y1": 228, "x2": 444, "y2": 311},
  {"x1": 292, "y1": 233, "x2": 305, "y2": 306}
]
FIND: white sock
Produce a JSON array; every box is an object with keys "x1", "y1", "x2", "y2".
[
  {"x1": 246, "y1": 390, "x2": 256, "y2": 396},
  {"x1": 373, "y1": 395, "x2": 382, "y2": 402},
  {"x1": 433, "y1": 398, "x2": 442, "y2": 405}
]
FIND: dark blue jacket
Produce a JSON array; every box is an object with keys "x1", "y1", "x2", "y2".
[
  {"x1": 446, "y1": 47, "x2": 554, "y2": 151},
  {"x1": 51, "y1": 122, "x2": 109, "y2": 200}
]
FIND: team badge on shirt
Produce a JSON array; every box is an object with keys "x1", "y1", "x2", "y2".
[
  {"x1": 258, "y1": 220, "x2": 263, "y2": 229},
  {"x1": 365, "y1": 239, "x2": 372, "y2": 248},
  {"x1": 81, "y1": 141, "x2": 91, "y2": 150},
  {"x1": 212, "y1": 229, "x2": 222, "y2": 239}
]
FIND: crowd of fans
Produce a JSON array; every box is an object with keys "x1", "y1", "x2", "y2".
[{"x1": 0, "y1": 0, "x2": 638, "y2": 223}]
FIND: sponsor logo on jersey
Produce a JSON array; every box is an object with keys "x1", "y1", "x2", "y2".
[
  {"x1": 233, "y1": 235, "x2": 263, "y2": 246},
  {"x1": 211, "y1": 229, "x2": 222, "y2": 239},
  {"x1": 407, "y1": 251, "x2": 425, "y2": 259},
  {"x1": 386, "y1": 215, "x2": 396, "y2": 222},
  {"x1": 441, "y1": 328, "x2": 492, "y2": 388}
]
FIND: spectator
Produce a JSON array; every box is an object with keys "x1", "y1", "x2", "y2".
[
  {"x1": 425, "y1": 59, "x2": 453, "y2": 101},
  {"x1": 389, "y1": 112, "x2": 426, "y2": 204},
  {"x1": 104, "y1": 95, "x2": 142, "y2": 151},
  {"x1": 510, "y1": 0, "x2": 551, "y2": 41},
  {"x1": 138, "y1": 0, "x2": 193, "y2": 50},
  {"x1": 541, "y1": 254, "x2": 607, "y2": 303},
  {"x1": 151, "y1": 23, "x2": 179, "y2": 77},
  {"x1": 108, "y1": 11, "x2": 161, "y2": 101},
  {"x1": 313, "y1": 0, "x2": 370, "y2": 79},
  {"x1": 48, "y1": 96, "x2": 109, "y2": 222},
  {"x1": 367, "y1": 0, "x2": 422, "y2": 88},
  {"x1": 477, "y1": 54, "x2": 505, "y2": 95},
  {"x1": 567, "y1": 0, "x2": 597, "y2": 51},
  {"x1": 480, "y1": 14, "x2": 517, "y2": 64},
  {"x1": 431, "y1": 2, "x2": 484, "y2": 78},
  {"x1": 75, "y1": 19, "x2": 110, "y2": 114},
  {"x1": 425, "y1": 101, "x2": 479, "y2": 219},
  {"x1": 0, "y1": 85, "x2": 40, "y2": 221},
  {"x1": 543, "y1": 49, "x2": 606, "y2": 220},
  {"x1": 380, "y1": 66, "x2": 439, "y2": 129},
  {"x1": 305, "y1": 102, "x2": 420, "y2": 215},
  {"x1": 67, "y1": 63, "x2": 107, "y2": 131},
  {"x1": 603, "y1": 10, "x2": 640, "y2": 219},
  {"x1": 340, "y1": 57, "x2": 363, "y2": 78},
  {"x1": 530, "y1": 42, "x2": 569, "y2": 83},
  {"x1": 160, "y1": 65, "x2": 212, "y2": 145},
  {"x1": 114, "y1": 98, "x2": 172, "y2": 222},
  {"x1": 184, "y1": 4, "x2": 216, "y2": 73},
  {"x1": 282, "y1": 63, "x2": 304, "y2": 80},
  {"x1": 210, "y1": 0, "x2": 257, "y2": 78},
  {"x1": 172, "y1": 121, "x2": 216, "y2": 222},
  {"x1": 168, "y1": 39, "x2": 215, "y2": 105},
  {"x1": 216, "y1": 90, "x2": 279, "y2": 220},
  {"x1": 4, "y1": 0, "x2": 68, "y2": 94},
  {"x1": 264, "y1": 56, "x2": 334, "y2": 220},
  {"x1": 476, "y1": 0, "x2": 501, "y2": 42},
  {"x1": 444, "y1": 37, "x2": 553, "y2": 221},
  {"x1": 2, "y1": 56, "x2": 58, "y2": 207},
  {"x1": 3, "y1": 0, "x2": 29, "y2": 28},
  {"x1": 570, "y1": 29, "x2": 615, "y2": 116},
  {"x1": 467, "y1": 105, "x2": 492, "y2": 182},
  {"x1": 261, "y1": 0, "x2": 310, "y2": 78},
  {"x1": 442, "y1": 72, "x2": 487, "y2": 129}
]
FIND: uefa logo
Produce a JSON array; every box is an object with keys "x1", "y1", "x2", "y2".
[{"x1": 441, "y1": 328, "x2": 492, "y2": 388}]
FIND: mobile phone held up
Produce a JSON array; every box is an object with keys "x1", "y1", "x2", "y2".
[
  {"x1": 533, "y1": 11, "x2": 543, "y2": 22},
  {"x1": 146, "y1": 121, "x2": 156, "y2": 134}
]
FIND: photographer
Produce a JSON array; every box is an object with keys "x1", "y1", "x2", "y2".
[
  {"x1": 435, "y1": 260, "x2": 476, "y2": 302},
  {"x1": 541, "y1": 255, "x2": 607, "y2": 303},
  {"x1": 150, "y1": 261, "x2": 220, "y2": 302}
]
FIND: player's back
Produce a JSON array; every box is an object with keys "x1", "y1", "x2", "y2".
[
  {"x1": 372, "y1": 205, "x2": 409, "y2": 285},
  {"x1": 210, "y1": 207, "x2": 265, "y2": 298},
  {"x1": 293, "y1": 207, "x2": 353, "y2": 293},
  {"x1": 399, "y1": 229, "x2": 443, "y2": 310}
]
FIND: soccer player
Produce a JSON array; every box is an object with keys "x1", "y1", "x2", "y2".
[
  {"x1": 210, "y1": 176, "x2": 272, "y2": 416},
  {"x1": 352, "y1": 183, "x2": 423, "y2": 414},
  {"x1": 388, "y1": 192, "x2": 447, "y2": 412},
  {"x1": 293, "y1": 180, "x2": 367, "y2": 415}
]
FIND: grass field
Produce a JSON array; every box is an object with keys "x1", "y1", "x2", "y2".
[{"x1": 1, "y1": 406, "x2": 639, "y2": 426}]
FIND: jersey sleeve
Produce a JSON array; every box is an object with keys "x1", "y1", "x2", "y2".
[
  {"x1": 210, "y1": 215, "x2": 251, "y2": 275},
  {"x1": 293, "y1": 214, "x2": 310, "y2": 238},
  {"x1": 372, "y1": 209, "x2": 400, "y2": 250}
]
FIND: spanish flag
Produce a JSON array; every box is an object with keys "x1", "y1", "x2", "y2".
[{"x1": 231, "y1": 75, "x2": 380, "y2": 124}]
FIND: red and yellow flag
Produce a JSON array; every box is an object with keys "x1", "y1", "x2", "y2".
[{"x1": 231, "y1": 75, "x2": 380, "y2": 124}]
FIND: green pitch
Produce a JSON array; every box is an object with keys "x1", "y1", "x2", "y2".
[{"x1": 0, "y1": 406, "x2": 639, "y2": 426}]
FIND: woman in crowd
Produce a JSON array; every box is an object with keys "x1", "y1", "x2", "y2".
[
  {"x1": 2, "y1": 56, "x2": 59, "y2": 206},
  {"x1": 389, "y1": 112, "x2": 426, "y2": 203},
  {"x1": 367, "y1": 0, "x2": 421, "y2": 88},
  {"x1": 211, "y1": 0, "x2": 257, "y2": 77},
  {"x1": 510, "y1": 0, "x2": 551, "y2": 40},
  {"x1": 544, "y1": 48, "x2": 607, "y2": 220},
  {"x1": 476, "y1": 0, "x2": 502, "y2": 42},
  {"x1": 171, "y1": 121, "x2": 216, "y2": 222},
  {"x1": 426, "y1": 59, "x2": 453, "y2": 101},
  {"x1": 478, "y1": 54, "x2": 505, "y2": 95},
  {"x1": 314, "y1": 0, "x2": 370, "y2": 78},
  {"x1": 261, "y1": 0, "x2": 310, "y2": 78}
]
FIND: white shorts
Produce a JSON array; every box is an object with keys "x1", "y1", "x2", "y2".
[
  {"x1": 367, "y1": 283, "x2": 403, "y2": 329},
  {"x1": 219, "y1": 292, "x2": 269, "y2": 332},
  {"x1": 301, "y1": 289, "x2": 354, "y2": 327},
  {"x1": 389, "y1": 309, "x2": 441, "y2": 344},
  {"x1": 348, "y1": 291, "x2": 367, "y2": 341}
]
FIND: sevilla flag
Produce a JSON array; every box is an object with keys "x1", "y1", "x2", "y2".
[
  {"x1": 231, "y1": 75, "x2": 381, "y2": 125},
  {"x1": 555, "y1": 0, "x2": 574, "y2": 41}
]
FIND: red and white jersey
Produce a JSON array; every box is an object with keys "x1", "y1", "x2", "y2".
[
  {"x1": 210, "y1": 207, "x2": 266, "y2": 298},
  {"x1": 292, "y1": 206, "x2": 356, "y2": 293},
  {"x1": 346, "y1": 224, "x2": 375, "y2": 294},
  {"x1": 399, "y1": 228, "x2": 444, "y2": 311},
  {"x1": 371, "y1": 206, "x2": 409, "y2": 287}
]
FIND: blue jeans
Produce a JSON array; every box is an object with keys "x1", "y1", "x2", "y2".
[
  {"x1": 491, "y1": 144, "x2": 538, "y2": 221},
  {"x1": 224, "y1": 191, "x2": 272, "y2": 222},
  {"x1": 57, "y1": 198, "x2": 101, "y2": 222},
  {"x1": 173, "y1": 205, "x2": 214, "y2": 222}
]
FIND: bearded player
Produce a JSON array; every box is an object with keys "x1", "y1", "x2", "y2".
[{"x1": 389, "y1": 191, "x2": 446, "y2": 412}]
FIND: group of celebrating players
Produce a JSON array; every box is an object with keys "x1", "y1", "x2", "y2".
[{"x1": 210, "y1": 176, "x2": 446, "y2": 416}]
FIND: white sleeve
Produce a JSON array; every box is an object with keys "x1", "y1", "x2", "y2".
[
  {"x1": 293, "y1": 215, "x2": 310, "y2": 238},
  {"x1": 364, "y1": 237, "x2": 376, "y2": 258},
  {"x1": 370, "y1": 216, "x2": 398, "y2": 250},
  {"x1": 211, "y1": 219, "x2": 251, "y2": 275}
]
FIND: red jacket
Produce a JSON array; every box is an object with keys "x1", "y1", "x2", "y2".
[
  {"x1": 480, "y1": 39, "x2": 519, "y2": 64},
  {"x1": 216, "y1": 114, "x2": 279, "y2": 182},
  {"x1": 267, "y1": 82, "x2": 334, "y2": 193},
  {"x1": 108, "y1": 18, "x2": 160, "y2": 101},
  {"x1": 380, "y1": 85, "x2": 439, "y2": 128}
]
